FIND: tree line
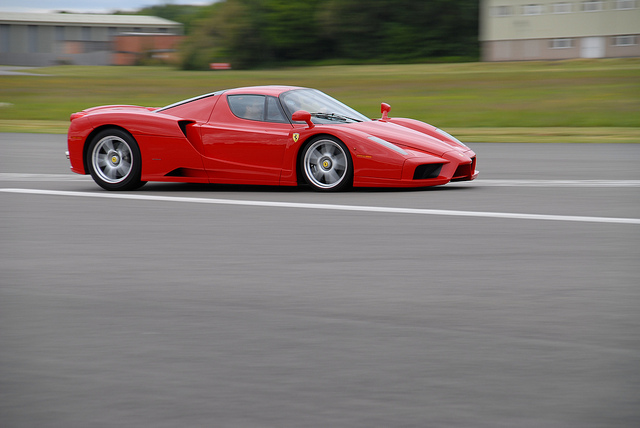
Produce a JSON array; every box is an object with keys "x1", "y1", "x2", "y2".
[{"x1": 134, "y1": 0, "x2": 479, "y2": 69}]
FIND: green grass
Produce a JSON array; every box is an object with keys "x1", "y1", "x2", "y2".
[{"x1": 1, "y1": 59, "x2": 639, "y2": 142}]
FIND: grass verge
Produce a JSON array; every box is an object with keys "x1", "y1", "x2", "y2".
[{"x1": 1, "y1": 59, "x2": 638, "y2": 142}]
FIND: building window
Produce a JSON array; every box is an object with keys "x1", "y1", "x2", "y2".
[
  {"x1": 550, "y1": 38, "x2": 574, "y2": 48},
  {"x1": 582, "y1": 1, "x2": 603, "y2": 11},
  {"x1": 28, "y1": 25, "x2": 38, "y2": 53},
  {"x1": 493, "y1": 6, "x2": 514, "y2": 16},
  {"x1": 614, "y1": 0, "x2": 636, "y2": 9},
  {"x1": 82, "y1": 26, "x2": 91, "y2": 40},
  {"x1": 0, "y1": 24, "x2": 9, "y2": 53},
  {"x1": 613, "y1": 35, "x2": 638, "y2": 46},
  {"x1": 553, "y1": 2, "x2": 573, "y2": 13},
  {"x1": 55, "y1": 26, "x2": 65, "y2": 41},
  {"x1": 523, "y1": 4, "x2": 544, "y2": 15}
]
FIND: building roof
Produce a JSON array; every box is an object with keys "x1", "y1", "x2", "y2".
[{"x1": 0, "y1": 12, "x2": 181, "y2": 27}]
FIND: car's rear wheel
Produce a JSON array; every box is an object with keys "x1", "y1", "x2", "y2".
[
  {"x1": 301, "y1": 136, "x2": 352, "y2": 191},
  {"x1": 86, "y1": 129, "x2": 145, "y2": 191}
]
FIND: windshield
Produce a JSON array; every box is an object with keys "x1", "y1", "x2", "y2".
[{"x1": 280, "y1": 89, "x2": 371, "y2": 124}]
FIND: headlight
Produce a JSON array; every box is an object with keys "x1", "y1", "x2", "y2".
[
  {"x1": 435, "y1": 128, "x2": 469, "y2": 149},
  {"x1": 367, "y1": 136, "x2": 407, "y2": 155}
]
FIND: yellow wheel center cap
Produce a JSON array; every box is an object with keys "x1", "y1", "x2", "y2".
[
  {"x1": 111, "y1": 155, "x2": 119, "y2": 164},
  {"x1": 322, "y1": 160, "x2": 330, "y2": 168}
]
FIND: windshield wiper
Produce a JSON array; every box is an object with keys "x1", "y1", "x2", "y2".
[{"x1": 309, "y1": 112, "x2": 362, "y2": 123}]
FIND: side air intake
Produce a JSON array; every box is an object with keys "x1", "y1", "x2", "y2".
[{"x1": 178, "y1": 120, "x2": 195, "y2": 138}]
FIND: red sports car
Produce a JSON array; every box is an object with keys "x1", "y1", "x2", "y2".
[{"x1": 67, "y1": 86, "x2": 478, "y2": 191}]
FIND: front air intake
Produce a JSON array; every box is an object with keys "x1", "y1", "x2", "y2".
[
  {"x1": 452, "y1": 156, "x2": 476, "y2": 181},
  {"x1": 413, "y1": 164, "x2": 443, "y2": 180}
]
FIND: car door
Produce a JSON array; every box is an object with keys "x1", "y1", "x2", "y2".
[{"x1": 200, "y1": 94, "x2": 294, "y2": 185}]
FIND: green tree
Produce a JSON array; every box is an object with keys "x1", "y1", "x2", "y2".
[
  {"x1": 320, "y1": 0, "x2": 479, "y2": 61},
  {"x1": 181, "y1": 0, "x2": 266, "y2": 69},
  {"x1": 263, "y1": 0, "x2": 327, "y2": 62},
  {"x1": 180, "y1": 0, "x2": 479, "y2": 69}
]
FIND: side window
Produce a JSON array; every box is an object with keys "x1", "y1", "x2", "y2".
[
  {"x1": 228, "y1": 95, "x2": 265, "y2": 121},
  {"x1": 265, "y1": 96, "x2": 287, "y2": 123},
  {"x1": 228, "y1": 94, "x2": 288, "y2": 123}
]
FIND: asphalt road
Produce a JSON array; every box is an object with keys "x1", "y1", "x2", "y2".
[{"x1": 1, "y1": 133, "x2": 639, "y2": 428}]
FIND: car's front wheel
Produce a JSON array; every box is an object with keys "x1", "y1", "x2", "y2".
[
  {"x1": 86, "y1": 128, "x2": 145, "y2": 191},
  {"x1": 301, "y1": 136, "x2": 353, "y2": 191}
]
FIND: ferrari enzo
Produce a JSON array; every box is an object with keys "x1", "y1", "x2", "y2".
[{"x1": 66, "y1": 86, "x2": 478, "y2": 191}]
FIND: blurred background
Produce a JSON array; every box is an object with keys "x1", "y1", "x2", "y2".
[{"x1": 0, "y1": 0, "x2": 638, "y2": 141}]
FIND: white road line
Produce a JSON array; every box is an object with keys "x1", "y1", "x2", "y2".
[
  {"x1": 451, "y1": 179, "x2": 640, "y2": 187},
  {"x1": 2, "y1": 188, "x2": 639, "y2": 225},
  {"x1": 0, "y1": 173, "x2": 90, "y2": 181},
  {"x1": 1, "y1": 174, "x2": 639, "y2": 187}
]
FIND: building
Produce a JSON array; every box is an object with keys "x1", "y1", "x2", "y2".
[
  {"x1": 480, "y1": 0, "x2": 640, "y2": 61},
  {"x1": 112, "y1": 33, "x2": 185, "y2": 66},
  {"x1": 0, "y1": 12, "x2": 183, "y2": 66}
]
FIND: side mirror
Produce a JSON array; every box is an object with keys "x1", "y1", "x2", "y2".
[
  {"x1": 292, "y1": 110, "x2": 314, "y2": 129},
  {"x1": 380, "y1": 103, "x2": 391, "y2": 121}
]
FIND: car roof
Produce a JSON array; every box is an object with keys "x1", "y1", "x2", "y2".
[
  {"x1": 156, "y1": 86, "x2": 308, "y2": 113},
  {"x1": 222, "y1": 85, "x2": 306, "y2": 96}
]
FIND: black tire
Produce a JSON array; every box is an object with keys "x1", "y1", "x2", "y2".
[
  {"x1": 86, "y1": 128, "x2": 145, "y2": 191},
  {"x1": 300, "y1": 136, "x2": 353, "y2": 191}
]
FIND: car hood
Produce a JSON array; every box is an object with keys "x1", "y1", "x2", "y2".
[{"x1": 343, "y1": 121, "x2": 461, "y2": 156}]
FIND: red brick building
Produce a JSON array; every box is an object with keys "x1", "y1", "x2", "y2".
[{"x1": 113, "y1": 33, "x2": 184, "y2": 65}]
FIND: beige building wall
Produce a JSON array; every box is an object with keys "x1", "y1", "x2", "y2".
[{"x1": 481, "y1": 0, "x2": 640, "y2": 61}]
